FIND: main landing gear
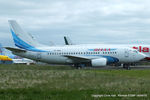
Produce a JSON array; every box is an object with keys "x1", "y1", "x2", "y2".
[
  {"x1": 123, "y1": 64, "x2": 131, "y2": 70},
  {"x1": 74, "y1": 63, "x2": 86, "y2": 69}
]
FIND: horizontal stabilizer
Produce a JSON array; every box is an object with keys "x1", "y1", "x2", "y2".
[{"x1": 5, "y1": 47, "x2": 26, "y2": 53}]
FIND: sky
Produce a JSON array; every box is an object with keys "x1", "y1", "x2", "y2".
[{"x1": 1, "y1": 0, "x2": 150, "y2": 47}]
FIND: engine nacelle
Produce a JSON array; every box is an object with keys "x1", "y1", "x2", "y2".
[{"x1": 91, "y1": 58, "x2": 107, "y2": 67}]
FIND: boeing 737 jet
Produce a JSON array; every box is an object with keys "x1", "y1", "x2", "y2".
[
  {"x1": 63, "y1": 37, "x2": 150, "y2": 61},
  {"x1": 6, "y1": 20, "x2": 146, "y2": 69}
]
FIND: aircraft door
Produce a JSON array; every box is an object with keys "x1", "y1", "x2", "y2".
[
  {"x1": 124, "y1": 49, "x2": 129, "y2": 57},
  {"x1": 37, "y1": 52, "x2": 42, "y2": 61}
]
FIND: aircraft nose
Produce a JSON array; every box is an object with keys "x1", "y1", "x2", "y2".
[{"x1": 139, "y1": 53, "x2": 147, "y2": 60}]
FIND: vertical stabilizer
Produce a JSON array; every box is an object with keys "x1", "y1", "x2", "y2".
[
  {"x1": 8, "y1": 20, "x2": 46, "y2": 52},
  {"x1": 64, "y1": 36, "x2": 74, "y2": 45},
  {"x1": 0, "y1": 44, "x2": 4, "y2": 55}
]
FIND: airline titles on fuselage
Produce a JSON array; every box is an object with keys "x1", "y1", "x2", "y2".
[
  {"x1": 89, "y1": 48, "x2": 117, "y2": 52},
  {"x1": 132, "y1": 46, "x2": 149, "y2": 52}
]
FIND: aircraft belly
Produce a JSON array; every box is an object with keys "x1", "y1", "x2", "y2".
[{"x1": 41, "y1": 56, "x2": 72, "y2": 64}]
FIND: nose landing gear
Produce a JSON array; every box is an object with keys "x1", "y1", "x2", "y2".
[{"x1": 123, "y1": 64, "x2": 131, "y2": 70}]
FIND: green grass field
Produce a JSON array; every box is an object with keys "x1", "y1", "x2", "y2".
[{"x1": 0, "y1": 65, "x2": 149, "y2": 100}]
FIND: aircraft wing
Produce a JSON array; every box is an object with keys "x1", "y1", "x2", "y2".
[
  {"x1": 64, "y1": 55, "x2": 100, "y2": 63},
  {"x1": 65, "y1": 55, "x2": 119, "y2": 64},
  {"x1": 65, "y1": 55, "x2": 89, "y2": 60},
  {"x1": 5, "y1": 47, "x2": 26, "y2": 53}
]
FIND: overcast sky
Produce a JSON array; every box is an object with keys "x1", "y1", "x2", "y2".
[{"x1": 1, "y1": 0, "x2": 150, "y2": 47}]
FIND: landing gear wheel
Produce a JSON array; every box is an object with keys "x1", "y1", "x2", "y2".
[
  {"x1": 126, "y1": 66, "x2": 131, "y2": 70},
  {"x1": 74, "y1": 64, "x2": 82, "y2": 69},
  {"x1": 123, "y1": 64, "x2": 131, "y2": 70}
]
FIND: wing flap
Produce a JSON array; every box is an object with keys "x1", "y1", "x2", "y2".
[{"x1": 64, "y1": 55, "x2": 91, "y2": 63}]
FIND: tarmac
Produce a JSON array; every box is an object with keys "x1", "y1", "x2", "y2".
[{"x1": 84, "y1": 65, "x2": 150, "y2": 70}]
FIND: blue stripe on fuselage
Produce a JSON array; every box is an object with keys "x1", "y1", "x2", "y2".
[
  {"x1": 102, "y1": 56, "x2": 119, "y2": 64},
  {"x1": 86, "y1": 55, "x2": 119, "y2": 63}
]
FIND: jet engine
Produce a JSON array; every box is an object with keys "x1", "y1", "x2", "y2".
[{"x1": 91, "y1": 58, "x2": 107, "y2": 67}]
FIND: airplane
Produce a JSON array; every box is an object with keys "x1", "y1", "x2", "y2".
[
  {"x1": 0, "y1": 43, "x2": 34, "y2": 65},
  {"x1": 0, "y1": 44, "x2": 13, "y2": 64},
  {"x1": 12, "y1": 58, "x2": 35, "y2": 65},
  {"x1": 63, "y1": 37, "x2": 150, "y2": 61},
  {"x1": 6, "y1": 20, "x2": 146, "y2": 70},
  {"x1": 0, "y1": 55, "x2": 13, "y2": 64},
  {"x1": 0, "y1": 44, "x2": 4, "y2": 55}
]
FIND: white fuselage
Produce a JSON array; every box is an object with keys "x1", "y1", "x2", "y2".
[
  {"x1": 12, "y1": 45, "x2": 145, "y2": 66},
  {"x1": 124, "y1": 44, "x2": 150, "y2": 57}
]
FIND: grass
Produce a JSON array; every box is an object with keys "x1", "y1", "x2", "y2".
[{"x1": 0, "y1": 65, "x2": 149, "y2": 100}]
